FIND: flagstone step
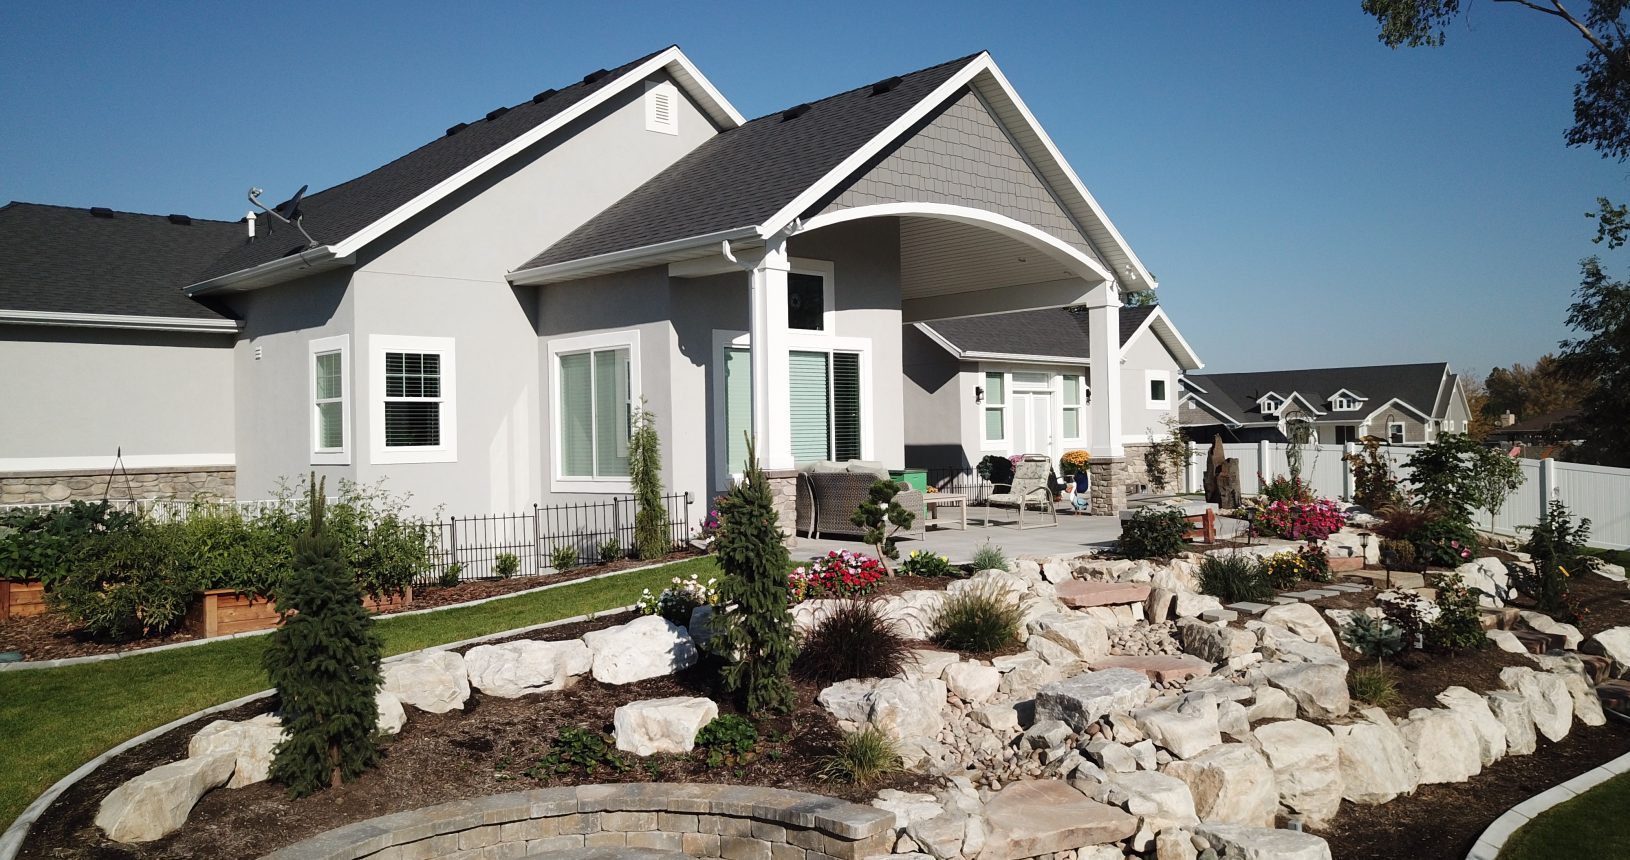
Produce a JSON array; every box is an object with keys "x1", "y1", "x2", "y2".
[
  {"x1": 1089, "y1": 654, "x2": 1213, "y2": 684},
  {"x1": 1056, "y1": 580, "x2": 1151, "y2": 609}
]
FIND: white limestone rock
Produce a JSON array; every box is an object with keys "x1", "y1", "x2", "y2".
[
  {"x1": 1195, "y1": 824, "x2": 1333, "y2": 860},
  {"x1": 381, "y1": 650, "x2": 471, "y2": 714},
  {"x1": 1436, "y1": 686, "x2": 1508, "y2": 767},
  {"x1": 1029, "y1": 612, "x2": 1111, "y2": 661},
  {"x1": 463, "y1": 639, "x2": 578, "y2": 698},
  {"x1": 1246, "y1": 686, "x2": 1298, "y2": 723},
  {"x1": 375, "y1": 691, "x2": 407, "y2": 736},
  {"x1": 1107, "y1": 770, "x2": 1200, "y2": 828},
  {"x1": 612, "y1": 696, "x2": 719, "y2": 756},
  {"x1": 581, "y1": 615, "x2": 698, "y2": 685},
  {"x1": 817, "y1": 678, "x2": 880, "y2": 725},
  {"x1": 1162, "y1": 743, "x2": 1280, "y2": 828},
  {"x1": 870, "y1": 788, "x2": 945, "y2": 832},
  {"x1": 1260, "y1": 603, "x2": 1342, "y2": 654},
  {"x1": 95, "y1": 751, "x2": 235, "y2": 843},
  {"x1": 1035, "y1": 668, "x2": 1153, "y2": 732},
  {"x1": 1519, "y1": 610, "x2": 1584, "y2": 650},
  {"x1": 1500, "y1": 666, "x2": 1574, "y2": 742},
  {"x1": 942, "y1": 662, "x2": 1001, "y2": 704},
  {"x1": 876, "y1": 590, "x2": 948, "y2": 641},
  {"x1": 904, "y1": 649, "x2": 961, "y2": 681},
  {"x1": 1486, "y1": 629, "x2": 1528, "y2": 654},
  {"x1": 868, "y1": 678, "x2": 949, "y2": 743},
  {"x1": 186, "y1": 715, "x2": 284, "y2": 788},
  {"x1": 1332, "y1": 708, "x2": 1418, "y2": 805},
  {"x1": 1558, "y1": 670, "x2": 1608, "y2": 727},
  {"x1": 1398, "y1": 707, "x2": 1482, "y2": 784},
  {"x1": 1586, "y1": 626, "x2": 1630, "y2": 678},
  {"x1": 973, "y1": 701, "x2": 1023, "y2": 734},
  {"x1": 1485, "y1": 690, "x2": 1537, "y2": 757},
  {"x1": 1455, "y1": 557, "x2": 1514, "y2": 607},
  {"x1": 1174, "y1": 591, "x2": 1225, "y2": 619},
  {"x1": 1258, "y1": 661, "x2": 1350, "y2": 721},
  {"x1": 1134, "y1": 693, "x2": 1223, "y2": 760},
  {"x1": 790, "y1": 599, "x2": 844, "y2": 634},
  {"x1": 1252, "y1": 719, "x2": 1343, "y2": 827}
]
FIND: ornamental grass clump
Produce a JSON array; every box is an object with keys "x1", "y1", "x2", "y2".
[
  {"x1": 794, "y1": 599, "x2": 913, "y2": 684},
  {"x1": 970, "y1": 542, "x2": 1008, "y2": 573},
  {"x1": 714, "y1": 441, "x2": 796, "y2": 713},
  {"x1": 263, "y1": 476, "x2": 383, "y2": 797},
  {"x1": 817, "y1": 727, "x2": 900, "y2": 786},
  {"x1": 1197, "y1": 553, "x2": 1270, "y2": 604},
  {"x1": 1342, "y1": 612, "x2": 1406, "y2": 707},
  {"x1": 931, "y1": 586, "x2": 1021, "y2": 652}
]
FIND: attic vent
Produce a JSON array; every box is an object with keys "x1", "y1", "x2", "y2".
[
  {"x1": 870, "y1": 76, "x2": 902, "y2": 95},
  {"x1": 167, "y1": 214, "x2": 192, "y2": 225},
  {"x1": 532, "y1": 88, "x2": 557, "y2": 104},
  {"x1": 485, "y1": 106, "x2": 509, "y2": 121},
  {"x1": 583, "y1": 68, "x2": 610, "y2": 85},
  {"x1": 445, "y1": 122, "x2": 469, "y2": 137},
  {"x1": 644, "y1": 81, "x2": 678, "y2": 135},
  {"x1": 780, "y1": 103, "x2": 812, "y2": 122},
  {"x1": 89, "y1": 207, "x2": 114, "y2": 218}
]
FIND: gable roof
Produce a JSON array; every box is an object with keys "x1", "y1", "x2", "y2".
[
  {"x1": 1182, "y1": 363, "x2": 1453, "y2": 425},
  {"x1": 518, "y1": 53, "x2": 982, "y2": 272},
  {"x1": 188, "y1": 46, "x2": 744, "y2": 294},
  {"x1": 911, "y1": 304, "x2": 1201, "y2": 370},
  {"x1": 0, "y1": 202, "x2": 243, "y2": 328}
]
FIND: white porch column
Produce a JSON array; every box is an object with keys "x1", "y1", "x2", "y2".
[
  {"x1": 1084, "y1": 282, "x2": 1124, "y2": 460},
  {"x1": 748, "y1": 238, "x2": 794, "y2": 471}
]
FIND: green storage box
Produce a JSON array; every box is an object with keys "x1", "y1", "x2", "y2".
[{"x1": 890, "y1": 468, "x2": 928, "y2": 493}]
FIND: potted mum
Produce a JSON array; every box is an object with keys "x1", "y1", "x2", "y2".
[{"x1": 1061, "y1": 450, "x2": 1091, "y2": 492}]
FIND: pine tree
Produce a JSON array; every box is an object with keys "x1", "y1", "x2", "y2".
[
  {"x1": 715, "y1": 438, "x2": 795, "y2": 713},
  {"x1": 263, "y1": 475, "x2": 384, "y2": 797},
  {"x1": 850, "y1": 479, "x2": 915, "y2": 570},
  {"x1": 629, "y1": 401, "x2": 669, "y2": 560}
]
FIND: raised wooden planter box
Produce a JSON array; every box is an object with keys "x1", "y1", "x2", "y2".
[
  {"x1": 1, "y1": 579, "x2": 47, "y2": 621},
  {"x1": 185, "y1": 586, "x2": 413, "y2": 638}
]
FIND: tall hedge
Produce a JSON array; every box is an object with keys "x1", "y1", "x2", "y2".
[
  {"x1": 629, "y1": 403, "x2": 668, "y2": 560},
  {"x1": 263, "y1": 477, "x2": 384, "y2": 797}
]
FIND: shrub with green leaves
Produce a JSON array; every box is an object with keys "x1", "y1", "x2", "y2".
[
  {"x1": 549, "y1": 545, "x2": 578, "y2": 572},
  {"x1": 0, "y1": 500, "x2": 139, "y2": 584},
  {"x1": 932, "y1": 586, "x2": 1021, "y2": 652},
  {"x1": 970, "y1": 542, "x2": 1008, "y2": 573},
  {"x1": 1403, "y1": 433, "x2": 1524, "y2": 523},
  {"x1": 1197, "y1": 553, "x2": 1270, "y2": 604},
  {"x1": 850, "y1": 479, "x2": 915, "y2": 565},
  {"x1": 694, "y1": 714, "x2": 758, "y2": 767},
  {"x1": 1517, "y1": 500, "x2": 1595, "y2": 615},
  {"x1": 437, "y1": 563, "x2": 463, "y2": 588},
  {"x1": 1117, "y1": 507, "x2": 1189, "y2": 560},
  {"x1": 817, "y1": 727, "x2": 900, "y2": 786},
  {"x1": 1427, "y1": 571, "x2": 1487, "y2": 652},
  {"x1": 525, "y1": 727, "x2": 628, "y2": 778},
  {"x1": 598, "y1": 537, "x2": 623, "y2": 564},
  {"x1": 898, "y1": 550, "x2": 958, "y2": 577},
  {"x1": 1342, "y1": 612, "x2": 1405, "y2": 662},
  {"x1": 493, "y1": 552, "x2": 520, "y2": 579},
  {"x1": 794, "y1": 599, "x2": 913, "y2": 683},
  {"x1": 715, "y1": 441, "x2": 796, "y2": 713}
]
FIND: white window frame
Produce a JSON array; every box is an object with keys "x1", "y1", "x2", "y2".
[
  {"x1": 786, "y1": 258, "x2": 836, "y2": 335},
  {"x1": 1145, "y1": 369, "x2": 1172, "y2": 410},
  {"x1": 309, "y1": 335, "x2": 351, "y2": 465},
  {"x1": 1059, "y1": 372, "x2": 1085, "y2": 441},
  {"x1": 369, "y1": 335, "x2": 457, "y2": 465},
  {"x1": 644, "y1": 80, "x2": 679, "y2": 135},
  {"x1": 711, "y1": 329, "x2": 872, "y2": 486},
  {"x1": 1388, "y1": 421, "x2": 1407, "y2": 444},
  {"x1": 1332, "y1": 396, "x2": 1358, "y2": 411},
  {"x1": 549, "y1": 329, "x2": 642, "y2": 494},
  {"x1": 1259, "y1": 394, "x2": 1282, "y2": 415},
  {"x1": 981, "y1": 369, "x2": 1008, "y2": 450}
]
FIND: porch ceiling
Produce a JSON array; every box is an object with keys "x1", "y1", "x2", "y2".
[{"x1": 900, "y1": 216, "x2": 1078, "y2": 299}]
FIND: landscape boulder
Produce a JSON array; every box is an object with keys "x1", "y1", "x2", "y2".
[
  {"x1": 381, "y1": 650, "x2": 471, "y2": 713},
  {"x1": 581, "y1": 615, "x2": 698, "y2": 685},
  {"x1": 1106, "y1": 770, "x2": 1199, "y2": 829},
  {"x1": 95, "y1": 751, "x2": 235, "y2": 843},
  {"x1": 1455, "y1": 558, "x2": 1513, "y2": 607},
  {"x1": 1435, "y1": 686, "x2": 1508, "y2": 767},
  {"x1": 463, "y1": 639, "x2": 585, "y2": 697},
  {"x1": 979, "y1": 779, "x2": 1138, "y2": 860},
  {"x1": 1398, "y1": 708, "x2": 1482, "y2": 784},
  {"x1": 1257, "y1": 661, "x2": 1350, "y2": 720},
  {"x1": 1260, "y1": 603, "x2": 1341, "y2": 654},
  {"x1": 1194, "y1": 824, "x2": 1333, "y2": 860},
  {"x1": 1519, "y1": 610, "x2": 1583, "y2": 650},
  {"x1": 943, "y1": 662, "x2": 1002, "y2": 704},
  {"x1": 1133, "y1": 693, "x2": 1223, "y2": 759},
  {"x1": 1035, "y1": 668, "x2": 1152, "y2": 732},
  {"x1": 1252, "y1": 719, "x2": 1343, "y2": 827},
  {"x1": 876, "y1": 590, "x2": 948, "y2": 641},
  {"x1": 1029, "y1": 612, "x2": 1111, "y2": 661},
  {"x1": 1584, "y1": 626, "x2": 1630, "y2": 677},
  {"x1": 1331, "y1": 708, "x2": 1418, "y2": 805},
  {"x1": 1161, "y1": 743, "x2": 1279, "y2": 827},
  {"x1": 1500, "y1": 666, "x2": 1574, "y2": 742},
  {"x1": 187, "y1": 714, "x2": 284, "y2": 788},
  {"x1": 869, "y1": 678, "x2": 949, "y2": 742},
  {"x1": 1485, "y1": 690, "x2": 1537, "y2": 757},
  {"x1": 612, "y1": 696, "x2": 719, "y2": 756},
  {"x1": 375, "y1": 691, "x2": 407, "y2": 736}
]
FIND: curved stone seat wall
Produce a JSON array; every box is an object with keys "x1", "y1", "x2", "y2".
[{"x1": 257, "y1": 783, "x2": 895, "y2": 860}]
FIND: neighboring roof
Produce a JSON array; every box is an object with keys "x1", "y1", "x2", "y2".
[
  {"x1": 1489, "y1": 408, "x2": 1581, "y2": 437},
  {"x1": 1182, "y1": 363, "x2": 1453, "y2": 425},
  {"x1": 520, "y1": 53, "x2": 981, "y2": 271},
  {"x1": 912, "y1": 303, "x2": 1202, "y2": 370},
  {"x1": 0, "y1": 202, "x2": 243, "y2": 322}
]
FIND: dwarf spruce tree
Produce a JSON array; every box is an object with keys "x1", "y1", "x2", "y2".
[
  {"x1": 263, "y1": 475, "x2": 384, "y2": 797},
  {"x1": 629, "y1": 401, "x2": 668, "y2": 560},
  {"x1": 715, "y1": 438, "x2": 795, "y2": 713},
  {"x1": 850, "y1": 478, "x2": 915, "y2": 570}
]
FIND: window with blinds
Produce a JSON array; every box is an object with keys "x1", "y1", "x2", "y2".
[
  {"x1": 560, "y1": 347, "x2": 632, "y2": 478},
  {"x1": 786, "y1": 349, "x2": 863, "y2": 464},
  {"x1": 383, "y1": 351, "x2": 442, "y2": 447},
  {"x1": 984, "y1": 372, "x2": 1006, "y2": 442},
  {"x1": 314, "y1": 351, "x2": 344, "y2": 450},
  {"x1": 1061, "y1": 374, "x2": 1082, "y2": 439}
]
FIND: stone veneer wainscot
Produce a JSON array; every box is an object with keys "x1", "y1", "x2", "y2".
[{"x1": 0, "y1": 466, "x2": 234, "y2": 505}]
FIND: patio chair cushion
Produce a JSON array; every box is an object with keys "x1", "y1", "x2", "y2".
[
  {"x1": 844, "y1": 460, "x2": 891, "y2": 480},
  {"x1": 805, "y1": 460, "x2": 848, "y2": 474}
]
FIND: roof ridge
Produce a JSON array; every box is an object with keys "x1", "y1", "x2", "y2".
[
  {"x1": 1194, "y1": 361, "x2": 1448, "y2": 377},
  {"x1": 1, "y1": 200, "x2": 239, "y2": 224},
  {"x1": 739, "y1": 51, "x2": 985, "y2": 124}
]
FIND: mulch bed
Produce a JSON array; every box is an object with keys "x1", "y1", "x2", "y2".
[
  {"x1": 17, "y1": 610, "x2": 933, "y2": 860},
  {"x1": 0, "y1": 551, "x2": 703, "y2": 663},
  {"x1": 1321, "y1": 719, "x2": 1630, "y2": 860}
]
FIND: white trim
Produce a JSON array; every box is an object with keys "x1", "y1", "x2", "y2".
[
  {"x1": 1387, "y1": 421, "x2": 1407, "y2": 444},
  {"x1": 183, "y1": 247, "x2": 350, "y2": 296},
  {"x1": 1145, "y1": 369, "x2": 1172, "y2": 410},
  {"x1": 509, "y1": 225, "x2": 760, "y2": 285},
  {"x1": 1117, "y1": 306, "x2": 1204, "y2": 371},
  {"x1": 643, "y1": 80, "x2": 680, "y2": 135},
  {"x1": 799, "y1": 201, "x2": 1112, "y2": 284},
  {"x1": 1059, "y1": 371, "x2": 1085, "y2": 442},
  {"x1": 369, "y1": 335, "x2": 458, "y2": 465},
  {"x1": 980, "y1": 368, "x2": 1010, "y2": 450},
  {"x1": 190, "y1": 47, "x2": 746, "y2": 296},
  {"x1": 308, "y1": 335, "x2": 351, "y2": 465},
  {"x1": 547, "y1": 329, "x2": 642, "y2": 494},
  {"x1": 0, "y1": 453, "x2": 234, "y2": 472},
  {"x1": 1361, "y1": 396, "x2": 1433, "y2": 424},
  {"x1": 0, "y1": 309, "x2": 242, "y2": 333},
  {"x1": 1177, "y1": 391, "x2": 1243, "y2": 429}
]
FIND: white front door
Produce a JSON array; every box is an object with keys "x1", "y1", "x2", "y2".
[{"x1": 1011, "y1": 391, "x2": 1054, "y2": 461}]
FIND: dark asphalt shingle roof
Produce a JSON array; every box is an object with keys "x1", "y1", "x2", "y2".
[
  {"x1": 193, "y1": 48, "x2": 670, "y2": 283},
  {"x1": 1183, "y1": 363, "x2": 1452, "y2": 423},
  {"x1": 0, "y1": 202, "x2": 243, "y2": 320},
  {"x1": 917, "y1": 305, "x2": 1155, "y2": 360},
  {"x1": 520, "y1": 53, "x2": 983, "y2": 270}
]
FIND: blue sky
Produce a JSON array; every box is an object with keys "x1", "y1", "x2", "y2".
[{"x1": 2, "y1": 1, "x2": 1623, "y2": 377}]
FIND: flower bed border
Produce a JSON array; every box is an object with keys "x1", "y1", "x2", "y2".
[
  {"x1": 1465, "y1": 742, "x2": 1630, "y2": 860},
  {"x1": 0, "y1": 580, "x2": 46, "y2": 621}
]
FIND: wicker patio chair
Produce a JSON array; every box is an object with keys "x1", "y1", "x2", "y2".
[
  {"x1": 795, "y1": 472, "x2": 924, "y2": 540},
  {"x1": 982, "y1": 455, "x2": 1058, "y2": 529}
]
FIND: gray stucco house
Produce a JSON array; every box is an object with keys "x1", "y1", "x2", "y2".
[
  {"x1": 1179, "y1": 363, "x2": 1473, "y2": 446},
  {"x1": 1, "y1": 45, "x2": 1174, "y2": 516}
]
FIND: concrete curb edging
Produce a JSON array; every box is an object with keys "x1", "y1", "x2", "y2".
[
  {"x1": 1465, "y1": 748, "x2": 1630, "y2": 860},
  {"x1": 0, "y1": 605, "x2": 637, "y2": 860},
  {"x1": 1, "y1": 556, "x2": 692, "y2": 672}
]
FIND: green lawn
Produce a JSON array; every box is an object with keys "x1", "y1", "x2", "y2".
[
  {"x1": 0, "y1": 558, "x2": 713, "y2": 830},
  {"x1": 1498, "y1": 772, "x2": 1630, "y2": 859}
]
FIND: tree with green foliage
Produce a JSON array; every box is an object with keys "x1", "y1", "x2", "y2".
[
  {"x1": 850, "y1": 478, "x2": 916, "y2": 569},
  {"x1": 1403, "y1": 433, "x2": 1524, "y2": 522},
  {"x1": 714, "y1": 439, "x2": 795, "y2": 713},
  {"x1": 1519, "y1": 500, "x2": 1596, "y2": 614},
  {"x1": 1554, "y1": 257, "x2": 1630, "y2": 465},
  {"x1": 1481, "y1": 355, "x2": 1593, "y2": 426},
  {"x1": 629, "y1": 401, "x2": 669, "y2": 560},
  {"x1": 1362, "y1": 1, "x2": 1630, "y2": 245},
  {"x1": 263, "y1": 475, "x2": 383, "y2": 797}
]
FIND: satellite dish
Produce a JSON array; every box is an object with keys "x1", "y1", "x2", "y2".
[
  {"x1": 275, "y1": 185, "x2": 308, "y2": 220},
  {"x1": 247, "y1": 184, "x2": 318, "y2": 250}
]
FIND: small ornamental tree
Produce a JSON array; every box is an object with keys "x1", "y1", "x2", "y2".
[
  {"x1": 851, "y1": 479, "x2": 916, "y2": 569},
  {"x1": 715, "y1": 438, "x2": 796, "y2": 713},
  {"x1": 263, "y1": 475, "x2": 384, "y2": 797},
  {"x1": 1403, "y1": 433, "x2": 1523, "y2": 523},
  {"x1": 1519, "y1": 500, "x2": 1596, "y2": 616},
  {"x1": 629, "y1": 401, "x2": 668, "y2": 560}
]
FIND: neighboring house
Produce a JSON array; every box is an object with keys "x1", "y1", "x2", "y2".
[
  {"x1": 1487, "y1": 408, "x2": 1581, "y2": 458},
  {"x1": 1, "y1": 45, "x2": 1165, "y2": 516},
  {"x1": 904, "y1": 305, "x2": 1202, "y2": 487},
  {"x1": 1179, "y1": 363, "x2": 1472, "y2": 446}
]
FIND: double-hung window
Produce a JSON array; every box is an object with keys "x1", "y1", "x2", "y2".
[
  {"x1": 309, "y1": 335, "x2": 350, "y2": 464},
  {"x1": 1388, "y1": 422, "x2": 1406, "y2": 444},
  {"x1": 789, "y1": 349, "x2": 863, "y2": 463},
  {"x1": 1060, "y1": 374, "x2": 1083, "y2": 439},
  {"x1": 370, "y1": 335, "x2": 456, "y2": 464},
  {"x1": 551, "y1": 331, "x2": 639, "y2": 490},
  {"x1": 983, "y1": 372, "x2": 1006, "y2": 444}
]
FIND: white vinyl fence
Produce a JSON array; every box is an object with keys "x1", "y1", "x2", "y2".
[{"x1": 1187, "y1": 441, "x2": 1630, "y2": 550}]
